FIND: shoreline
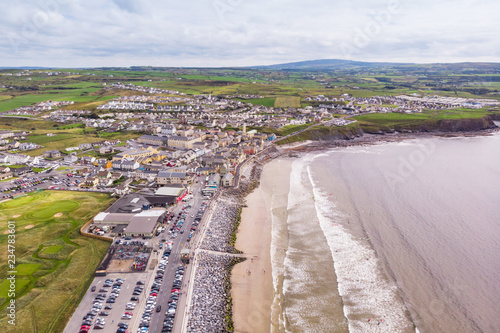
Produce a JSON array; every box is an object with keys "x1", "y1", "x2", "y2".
[
  {"x1": 280, "y1": 127, "x2": 500, "y2": 153},
  {"x1": 229, "y1": 127, "x2": 500, "y2": 332},
  {"x1": 187, "y1": 126, "x2": 500, "y2": 332}
]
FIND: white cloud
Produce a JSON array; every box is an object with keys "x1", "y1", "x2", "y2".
[{"x1": 0, "y1": 0, "x2": 498, "y2": 67}]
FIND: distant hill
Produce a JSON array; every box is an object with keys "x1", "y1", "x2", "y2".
[
  {"x1": 254, "y1": 59, "x2": 410, "y2": 70},
  {"x1": 252, "y1": 59, "x2": 500, "y2": 73}
]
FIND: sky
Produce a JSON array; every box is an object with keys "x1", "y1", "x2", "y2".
[{"x1": 1, "y1": 0, "x2": 499, "y2": 67}]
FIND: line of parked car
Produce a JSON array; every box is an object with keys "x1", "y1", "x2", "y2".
[
  {"x1": 162, "y1": 265, "x2": 185, "y2": 333},
  {"x1": 136, "y1": 251, "x2": 169, "y2": 333},
  {"x1": 79, "y1": 278, "x2": 124, "y2": 333},
  {"x1": 1, "y1": 176, "x2": 48, "y2": 197}
]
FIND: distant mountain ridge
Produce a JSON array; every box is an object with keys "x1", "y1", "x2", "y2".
[
  {"x1": 253, "y1": 59, "x2": 500, "y2": 71},
  {"x1": 254, "y1": 59, "x2": 410, "y2": 69}
]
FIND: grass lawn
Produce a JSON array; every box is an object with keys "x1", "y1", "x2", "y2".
[
  {"x1": 0, "y1": 279, "x2": 30, "y2": 298},
  {"x1": 15, "y1": 263, "x2": 41, "y2": 275},
  {"x1": 42, "y1": 245, "x2": 64, "y2": 254},
  {"x1": 0, "y1": 191, "x2": 115, "y2": 333}
]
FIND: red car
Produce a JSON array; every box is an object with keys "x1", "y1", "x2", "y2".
[{"x1": 79, "y1": 325, "x2": 90, "y2": 333}]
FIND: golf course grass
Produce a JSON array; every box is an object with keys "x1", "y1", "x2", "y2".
[{"x1": 0, "y1": 191, "x2": 115, "y2": 333}]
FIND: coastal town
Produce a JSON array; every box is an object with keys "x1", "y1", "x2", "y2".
[
  {"x1": 1, "y1": 67, "x2": 499, "y2": 333},
  {"x1": 1, "y1": 0, "x2": 499, "y2": 330}
]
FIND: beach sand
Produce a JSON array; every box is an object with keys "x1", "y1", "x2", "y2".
[{"x1": 232, "y1": 158, "x2": 293, "y2": 333}]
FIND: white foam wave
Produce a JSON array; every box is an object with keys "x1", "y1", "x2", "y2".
[
  {"x1": 270, "y1": 186, "x2": 286, "y2": 332},
  {"x1": 307, "y1": 165, "x2": 415, "y2": 333}
]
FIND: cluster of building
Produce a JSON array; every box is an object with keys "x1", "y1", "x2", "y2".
[
  {"x1": 305, "y1": 93, "x2": 500, "y2": 114},
  {"x1": 395, "y1": 94, "x2": 500, "y2": 108},
  {"x1": 96, "y1": 101, "x2": 155, "y2": 111},
  {"x1": 4, "y1": 100, "x2": 74, "y2": 116},
  {"x1": 104, "y1": 82, "x2": 185, "y2": 95}
]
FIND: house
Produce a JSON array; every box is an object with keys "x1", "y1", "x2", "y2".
[
  {"x1": 63, "y1": 154, "x2": 78, "y2": 164},
  {"x1": 0, "y1": 171, "x2": 13, "y2": 181},
  {"x1": 94, "y1": 159, "x2": 112, "y2": 169},
  {"x1": 43, "y1": 150, "x2": 62, "y2": 159},
  {"x1": 98, "y1": 145, "x2": 114, "y2": 154},
  {"x1": 0, "y1": 130, "x2": 14, "y2": 139},
  {"x1": 80, "y1": 156, "x2": 96, "y2": 165},
  {"x1": 121, "y1": 160, "x2": 140, "y2": 171},
  {"x1": 83, "y1": 177, "x2": 99, "y2": 187},
  {"x1": 159, "y1": 125, "x2": 176, "y2": 136},
  {"x1": 12, "y1": 166, "x2": 31, "y2": 176},
  {"x1": 97, "y1": 177, "x2": 112, "y2": 187},
  {"x1": 96, "y1": 170, "x2": 112, "y2": 179},
  {"x1": 135, "y1": 169, "x2": 158, "y2": 180},
  {"x1": 207, "y1": 173, "x2": 221, "y2": 188},
  {"x1": 78, "y1": 168, "x2": 92, "y2": 176},
  {"x1": 222, "y1": 173, "x2": 234, "y2": 187},
  {"x1": 79, "y1": 143, "x2": 93, "y2": 150},
  {"x1": 114, "y1": 184, "x2": 131, "y2": 196},
  {"x1": 156, "y1": 170, "x2": 193, "y2": 186}
]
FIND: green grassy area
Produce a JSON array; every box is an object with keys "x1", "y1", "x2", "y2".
[
  {"x1": 253, "y1": 124, "x2": 310, "y2": 136},
  {"x1": 235, "y1": 97, "x2": 276, "y2": 107},
  {"x1": 353, "y1": 108, "x2": 494, "y2": 132},
  {"x1": 15, "y1": 263, "x2": 41, "y2": 275},
  {"x1": 42, "y1": 245, "x2": 64, "y2": 254},
  {"x1": 277, "y1": 123, "x2": 361, "y2": 145},
  {"x1": 274, "y1": 96, "x2": 301, "y2": 108},
  {"x1": 0, "y1": 191, "x2": 115, "y2": 333}
]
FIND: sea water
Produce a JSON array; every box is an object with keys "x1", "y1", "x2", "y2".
[{"x1": 270, "y1": 133, "x2": 500, "y2": 333}]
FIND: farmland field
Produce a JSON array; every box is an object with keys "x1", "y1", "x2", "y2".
[
  {"x1": 274, "y1": 96, "x2": 301, "y2": 108},
  {"x1": 236, "y1": 97, "x2": 276, "y2": 107},
  {"x1": 0, "y1": 191, "x2": 115, "y2": 333}
]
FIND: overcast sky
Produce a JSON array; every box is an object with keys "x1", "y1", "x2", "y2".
[{"x1": 1, "y1": 0, "x2": 499, "y2": 67}]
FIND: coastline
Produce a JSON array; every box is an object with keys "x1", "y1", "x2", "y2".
[
  {"x1": 188, "y1": 126, "x2": 500, "y2": 333},
  {"x1": 280, "y1": 127, "x2": 500, "y2": 153}
]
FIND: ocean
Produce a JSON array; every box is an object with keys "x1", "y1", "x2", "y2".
[{"x1": 270, "y1": 133, "x2": 500, "y2": 333}]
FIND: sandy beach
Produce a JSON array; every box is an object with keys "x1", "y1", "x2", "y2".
[{"x1": 231, "y1": 158, "x2": 293, "y2": 333}]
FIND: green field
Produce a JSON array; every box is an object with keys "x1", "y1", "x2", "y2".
[
  {"x1": 353, "y1": 108, "x2": 493, "y2": 132},
  {"x1": 236, "y1": 97, "x2": 276, "y2": 107},
  {"x1": 274, "y1": 96, "x2": 301, "y2": 108},
  {"x1": 0, "y1": 191, "x2": 115, "y2": 333}
]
